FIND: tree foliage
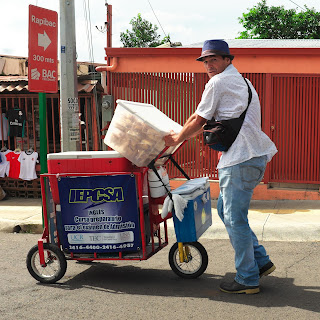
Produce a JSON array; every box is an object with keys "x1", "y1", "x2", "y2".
[
  {"x1": 120, "y1": 13, "x2": 170, "y2": 47},
  {"x1": 237, "y1": 0, "x2": 320, "y2": 39}
]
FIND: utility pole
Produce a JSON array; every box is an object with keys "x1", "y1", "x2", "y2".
[{"x1": 59, "y1": 0, "x2": 80, "y2": 151}]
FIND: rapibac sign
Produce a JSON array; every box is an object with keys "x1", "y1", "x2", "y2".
[{"x1": 28, "y1": 5, "x2": 58, "y2": 93}]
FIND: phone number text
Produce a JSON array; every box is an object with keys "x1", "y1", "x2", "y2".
[{"x1": 68, "y1": 243, "x2": 135, "y2": 250}]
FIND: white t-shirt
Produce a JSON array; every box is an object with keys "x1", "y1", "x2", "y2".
[
  {"x1": 18, "y1": 151, "x2": 38, "y2": 180},
  {"x1": 196, "y1": 64, "x2": 277, "y2": 169},
  {"x1": 0, "y1": 149, "x2": 11, "y2": 177}
]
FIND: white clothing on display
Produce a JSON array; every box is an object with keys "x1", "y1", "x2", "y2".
[{"x1": 18, "y1": 151, "x2": 39, "y2": 180}]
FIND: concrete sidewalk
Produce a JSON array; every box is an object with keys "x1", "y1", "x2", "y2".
[{"x1": 0, "y1": 198, "x2": 319, "y2": 241}]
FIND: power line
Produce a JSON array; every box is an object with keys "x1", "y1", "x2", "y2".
[
  {"x1": 83, "y1": 0, "x2": 95, "y2": 64},
  {"x1": 147, "y1": 0, "x2": 170, "y2": 41},
  {"x1": 287, "y1": 0, "x2": 306, "y2": 10},
  {"x1": 83, "y1": 0, "x2": 99, "y2": 129}
]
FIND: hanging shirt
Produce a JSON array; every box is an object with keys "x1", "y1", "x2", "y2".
[
  {"x1": 5, "y1": 108, "x2": 26, "y2": 137},
  {"x1": 5, "y1": 151, "x2": 21, "y2": 179},
  {"x1": 0, "y1": 149, "x2": 11, "y2": 177},
  {"x1": 0, "y1": 114, "x2": 8, "y2": 141},
  {"x1": 18, "y1": 151, "x2": 39, "y2": 180}
]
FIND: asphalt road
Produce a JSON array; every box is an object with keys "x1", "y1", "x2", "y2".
[{"x1": 1, "y1": 233, "x2": 319, "y2": 320}]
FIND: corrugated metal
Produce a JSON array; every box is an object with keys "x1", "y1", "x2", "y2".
[
  {"x1": 109, "y1": 72, "x2": 220, "y2": 180},
  {"x1": 270, "y1": 75, "x2": 320, "y2": 184},
  {"x1": 185, "y1": 39, "x2": 320, "y2": 48},
  {"x1": 0, "y1": 76, "x2": 103, "y2": 93},
  {"x1": 109, "y1": 72, "x2": 320, "y2": 186}
]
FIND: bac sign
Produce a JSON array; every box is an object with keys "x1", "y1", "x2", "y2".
[{"x1": 28, "y1": 5, "x2": 58, "y2": 93}]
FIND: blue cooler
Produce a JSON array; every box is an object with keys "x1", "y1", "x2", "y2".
[{"x1": 172, "y1": 177, "x2": 212, "y2": 242}]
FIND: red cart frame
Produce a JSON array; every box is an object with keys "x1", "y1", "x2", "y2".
[{"x1": 27, "y1": 144, "x2": 209, "y2": 283}]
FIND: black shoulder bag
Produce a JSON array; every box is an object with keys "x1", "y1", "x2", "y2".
[{"x1": 203, "y1": 78, "x2": 252, "y2": 152}]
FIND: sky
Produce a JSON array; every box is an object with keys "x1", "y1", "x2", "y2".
[{"x1": 1, "y1": 0, "x2": 319, "y2": 64}]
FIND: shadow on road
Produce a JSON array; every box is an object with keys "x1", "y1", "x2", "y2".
[{"x1": 44, "y1": 262, "x2": 320, "y2": 313}]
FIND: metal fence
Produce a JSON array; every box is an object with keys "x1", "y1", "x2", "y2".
[
  {"x1": 271, "y1": 75, "x2": 320, "y2": 184},
  {"x1": 0, "y1": 92, "x2": 100, "y2": 197},
  {"x1": 0, "y1": 93, "x2": 99, "y2": 155},
  {"x1": 110, "y1": 72, "x2": 320, "y2": 186}
]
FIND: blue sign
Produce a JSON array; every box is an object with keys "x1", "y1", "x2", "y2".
[{"x1": 57, "y1": 175, "x2": 141, "y2": 253}]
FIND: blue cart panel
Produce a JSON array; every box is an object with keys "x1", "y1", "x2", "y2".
[{"x1": 57, "y1": 175, "x2": 141, "y2": 253}]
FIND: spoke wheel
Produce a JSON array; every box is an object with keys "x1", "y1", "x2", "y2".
[
  {"x1": 169, "y1": 242, "x2": 208, "y2": 279},
  {"x1": 26, "y1": 243, "x2": 67, "y2": 284}
]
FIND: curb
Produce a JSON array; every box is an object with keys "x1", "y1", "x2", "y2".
[{"x1": 0, "y1": 219, "x2": 43, "y2": 234}]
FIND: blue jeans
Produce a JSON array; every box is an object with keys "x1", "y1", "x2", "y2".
[{"x1": 217, "y1": 155, "x2": 270, "y2": 286}]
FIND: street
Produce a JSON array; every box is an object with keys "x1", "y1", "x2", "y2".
[{"x1": 0, "y1": 232, "x2": 319, "y2": 320}]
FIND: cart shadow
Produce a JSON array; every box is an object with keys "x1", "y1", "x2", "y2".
[{"x1": 50, "y1": 262, "x2": 320, "y2": 313}]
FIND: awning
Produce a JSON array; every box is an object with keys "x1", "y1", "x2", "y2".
[{"x1": 0, "y1": 76, "x2": 103, "y2": 93}]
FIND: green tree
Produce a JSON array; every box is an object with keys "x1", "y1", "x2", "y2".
[
  {"x1": 237, "y1": 0, "x2": 320, "y2": 39},
  {"x1": 120, "y1": 13, "x2": 170, "y2": 47}
]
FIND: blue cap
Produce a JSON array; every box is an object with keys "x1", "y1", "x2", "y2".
[{"x1": 196, "y1": 39, "x2": 234, "y2": 61}]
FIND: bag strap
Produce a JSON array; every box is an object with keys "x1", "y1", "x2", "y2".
[
  {"x1": 239, "y1": 77, "x2": 253, "y2": 120},
  {"x1": 207, "y1": 77, "x2": 253, "y2": 124}
]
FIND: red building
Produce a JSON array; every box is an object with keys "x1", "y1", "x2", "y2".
[{"x1": 98, "y1": 39, "x2": 320, "y2": 200}]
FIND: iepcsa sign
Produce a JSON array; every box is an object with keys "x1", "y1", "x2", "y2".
[{"x1": 28, "y1": 5, "x2": 58, "y2": 93}]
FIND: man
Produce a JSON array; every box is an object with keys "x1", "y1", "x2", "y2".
[{"x1": 164, "y1": 39, "x2": 278, "y2": 294}]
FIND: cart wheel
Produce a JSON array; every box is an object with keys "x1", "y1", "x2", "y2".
[
  {"x1": 169, "y1": 242, "x2": 208, "y2": 279},
  {"x1": 26, "y1": 243, "x2": 67, "y2": 284}
]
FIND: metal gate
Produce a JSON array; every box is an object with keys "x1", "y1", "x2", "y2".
[
  {"x1": 271, "y1": 75, "x2": 320, "y2": 184},
  {"x1": 109, "y1": 71, "x2": 320, "y2": 186},
  {"x1": 0, "y1": 93, "x2": 99, "y2": 154},
  {"x1": 0, "y1": 92, "x2": 101, "y2": 198}
]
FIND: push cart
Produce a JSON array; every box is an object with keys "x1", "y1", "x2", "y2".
[
  {"x1": 26, "y1": 148, "x2": 212, "y2": 284},
  {"x1": 26, "y1": 100, "x2": 212, "y2": 284}
]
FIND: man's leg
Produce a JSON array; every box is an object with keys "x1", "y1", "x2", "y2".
[
  {"x1": 218, "y1": 156, "x2": 271, "y2": 293},
  {"x1": 218, "y1": 194, "x2": 271, "y2": 270}
]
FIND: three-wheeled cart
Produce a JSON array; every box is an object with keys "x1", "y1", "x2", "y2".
[{"x1": 26, "y1": 100, "x2": 212, "y2": 284}]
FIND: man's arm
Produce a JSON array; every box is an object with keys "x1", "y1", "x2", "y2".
[{"x1": 164, "y1": 113, "x2": 207, "y2": 146}]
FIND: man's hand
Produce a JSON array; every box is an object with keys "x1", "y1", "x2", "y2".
[
  {"x1": 164, "y1": 130, "x2": 180, "y2": 146},
  {"x1": 164, "y1": 113, "x2": 206, "y2": 147}
]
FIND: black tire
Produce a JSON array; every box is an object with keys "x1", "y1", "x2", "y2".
[
  {"x1": 169, "y1": 242, "x2": 208, "y2": 279},
  {"x1": 26, "y1": 243, "x2": 67, "y2": 284}
]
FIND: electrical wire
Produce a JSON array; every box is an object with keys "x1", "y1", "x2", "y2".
[
  {"x1": 147, "y1": 0, "x2": 170, "y2": 42},
  {"x1": 83, "y1": 0, "x2": 95, "y2": 66},
  {"x1": 83, "y1": 0, "x2": 100, "y2": 147},
  {"x1": 287, "y1": 0, "x2": 306, "y2": 10}
]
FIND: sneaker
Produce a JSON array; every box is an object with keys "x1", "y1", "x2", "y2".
[
  {"x1": 219, "y1": 280, "x2": 260, "y2": 294},
  {"x1": 259, "y1": 261, "x2": 276, "y2": 278}
]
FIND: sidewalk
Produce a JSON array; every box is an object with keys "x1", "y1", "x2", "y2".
[{"x1": 0, "y1": 198, "x2": 319, "y2": 241}]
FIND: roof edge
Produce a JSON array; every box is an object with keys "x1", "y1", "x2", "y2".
[{"x1": 104, "y1": 47, "x2": 320, "y2": 57}]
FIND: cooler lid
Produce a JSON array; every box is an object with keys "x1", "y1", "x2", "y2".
[
  {"x1": 116, "y1": 99, "x2": 182, "y2": 135},
  {"x1": 47, "y1": 151, "x2": 125, "y2": 160},
  {"x1": 171, "y1": 177, "x2": 209, "y2": 195}
]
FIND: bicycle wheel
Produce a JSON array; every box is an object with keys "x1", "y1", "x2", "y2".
[
  {"x1": 169, "y1": 241, "x2": 208, "y2": 279},
  {"x1": 26, "y1": 243, "x2": 67, "y2": 284}
]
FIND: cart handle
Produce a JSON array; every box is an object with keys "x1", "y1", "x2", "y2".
[{"x1": 167, "y1": 155, "x2": 190, "y2": 180}]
